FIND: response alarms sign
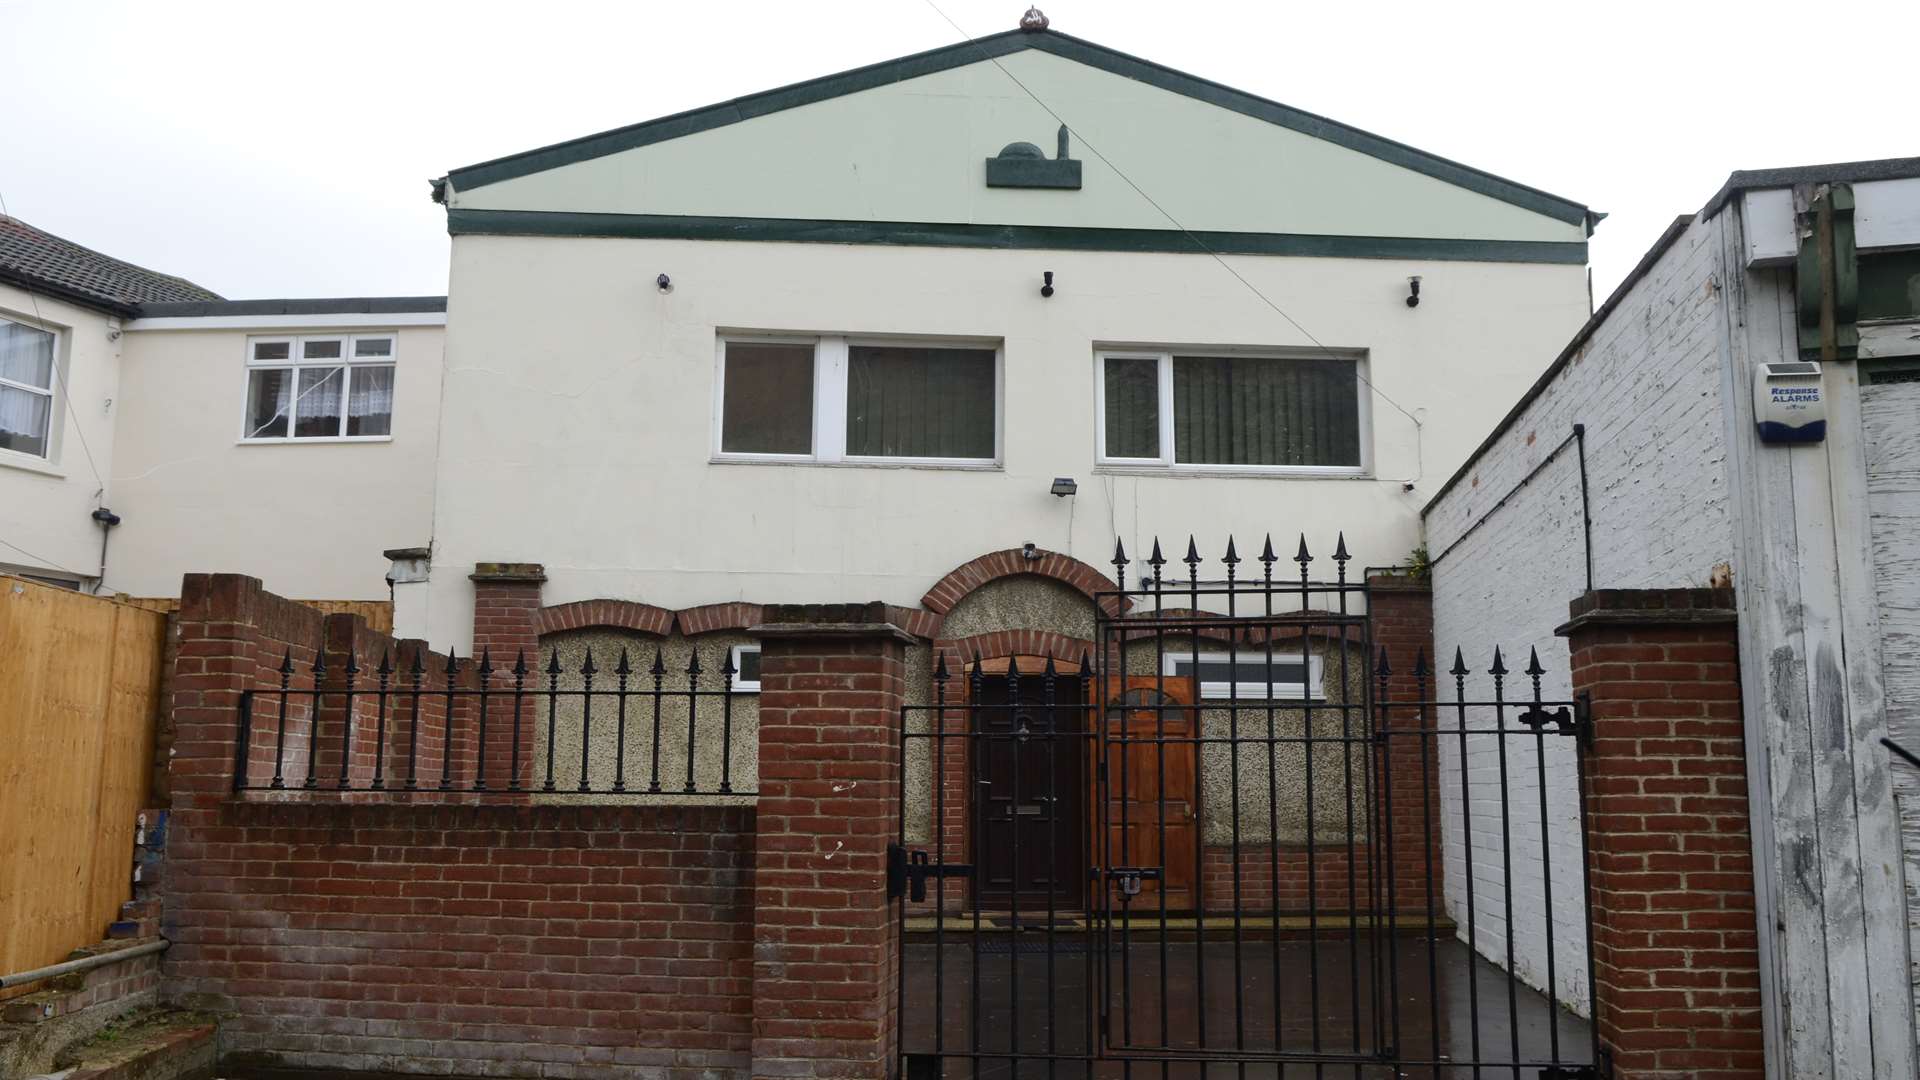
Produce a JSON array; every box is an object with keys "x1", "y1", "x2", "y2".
[{"x1": 1754, "y1": 362, "x2": 1826, "y2": 444}]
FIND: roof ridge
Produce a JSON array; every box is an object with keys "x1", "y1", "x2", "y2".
[
  {"x1": 439, "y1": 28, "x2": 1592, "y2": 227},
  {"x1": 441, "y1": 28, "x2": 1029, "y2": 194}
]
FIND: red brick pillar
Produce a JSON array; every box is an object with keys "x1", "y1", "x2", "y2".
[
  {"x1": 750, "y1": 603, "x2": 909, "y2": 1080},
  {"x1": 168, "y1": 574, "x2": 324, "y2": 998},
  {"x1": 1367, "y1": 574, "x2": 1439, "y2": 912},
  {"x1": 172, "y1": 573, "x2": 325, "y2": 807},
  {"x1": 1558, "y1": 588, "x2": 1763, "y2": 1080},
  {"x1": 470, "y1": 562, "x2": 543, "y2": 791}
]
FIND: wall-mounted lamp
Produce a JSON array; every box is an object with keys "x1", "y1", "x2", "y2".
[
  {"x1": 1050, "y1": 477, "x2": 1077, "y2": 497},
  {"x1": 91, "y1": 507, "x2": 122, "y2": 592},
  {"x1": 1021, "y1": 541, "x2": 1041, "y2": 561},
  {"x1": 1405, "y1": 275, "x2": 1422, "y2": 308},
  {"x1": 1040, "y1": 270, "x2": 1055, "y2": 298},
  {"x1": 656, "y1": 273, "x2": 673, "y2": 293}
]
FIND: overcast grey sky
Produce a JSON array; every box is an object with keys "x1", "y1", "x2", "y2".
[{"x1": 4, "y1": 0, "x2": 1914, "y2": 304}]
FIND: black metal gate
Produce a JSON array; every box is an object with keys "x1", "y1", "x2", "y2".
[{"x1": 894, "y1": 536, "x2": 1599, "y2": 1080}]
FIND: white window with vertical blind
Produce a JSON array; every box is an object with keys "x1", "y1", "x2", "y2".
[
  {"x1": 714, "y1": 334, "x2": 1001, "y2": 466},
  {"x1": 1, "y1": 315, "x2": 58, "y2": 460},
  {"x1": 1095, "y1": 348, "x2": 1369, "y2": 475},
  {"x1": 1162, "y1": 650, "x2": 1326, "y2": 701},
  {"x1": 242, "y1": 334, "x2": 396, "y2": 442}
]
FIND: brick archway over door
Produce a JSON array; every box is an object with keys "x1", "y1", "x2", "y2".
[{"x1": 921, "y1": 547, "x2": 1126, "y2": 616}]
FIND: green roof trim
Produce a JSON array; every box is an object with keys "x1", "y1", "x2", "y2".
[
  {"x1": 446, "y1": 208, "x2": 1588, "y2": 264},
  {"x1": 443, "y1": 30, "x2": 1592, "y2": 228}
]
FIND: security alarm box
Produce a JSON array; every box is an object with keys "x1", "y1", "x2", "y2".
[{"x1": 1754, "y1": 361, "x2": 1826, "y2": 444}]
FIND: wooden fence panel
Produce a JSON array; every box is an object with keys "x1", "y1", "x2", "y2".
[
  {"x1": 0, "y1": 578, "x2": 165, "y2": 994},
  {"x1": 120, "y1": 595, "x2": 392, "y2": 634}
]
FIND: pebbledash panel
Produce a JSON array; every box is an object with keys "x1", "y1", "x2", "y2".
[{"x1": 893, "y1": 535, "x2": 1599, "y2": 1080}]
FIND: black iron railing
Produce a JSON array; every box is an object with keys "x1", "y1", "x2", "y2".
[
  {"x1": 232, "y1": 645, "x2": 754, "y2": 796},
  {"x1": 896, "y1": 533, "x2": 1600, "y2": 1080}
]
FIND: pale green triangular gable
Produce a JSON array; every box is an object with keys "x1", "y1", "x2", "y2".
[{"x1": 443, "y1": 31, "x2": 1592, "y2": 258}]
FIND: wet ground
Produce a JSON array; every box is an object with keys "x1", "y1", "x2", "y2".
[{"x1": 901, "y1": 933, "x2": 1592, "y2": 1080}]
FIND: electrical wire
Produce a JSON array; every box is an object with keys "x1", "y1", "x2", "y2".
[
  {"x1": 0, "y1": 536, "x2": 94, "y2": 580},
  {"x1": 917, "y1": 2, "x2": 1426, "y2": 481}
]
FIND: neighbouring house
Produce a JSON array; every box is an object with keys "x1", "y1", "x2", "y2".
[
  {"x1": 1423, "y1": 157, "x2": 1920, "y2": 1079},
  {"x1": 0, "y1": 215, "x2": 444, "y2": 599}
]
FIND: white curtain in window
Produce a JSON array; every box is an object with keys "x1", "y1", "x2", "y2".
[
  {"x1": 245, "y1": 369, "x2": 293, "y2": 438},
  {"x1": 347, "y1": 365, "x2": 394, "y2": 436},
  {"x1": 294, "y1": 367, "x2": 344, "y2": 438},
  {"x1": 0, "y1": 320, "x2": 54, "y2": 455},
  {"x1": 0, "y1": 320, "x2": 54, "y2": 389},
  {"x1": 0, "y1": 385, "x2": 51, "y2": 454}
]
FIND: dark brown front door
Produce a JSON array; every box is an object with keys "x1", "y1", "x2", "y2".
[
  {"x1": 1102, "y1": 677, "x2": 1198, "y2": 911},
  {"x1": 973, "y1": 663, "x2": 1085, "y2": 911}
]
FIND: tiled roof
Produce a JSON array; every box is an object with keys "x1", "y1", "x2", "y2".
[{"x1": 0, "y1": 215, "x2": 222, "y2": 314}]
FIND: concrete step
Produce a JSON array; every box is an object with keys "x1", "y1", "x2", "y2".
[{"x1": 24, "y1": 1010, "x2": 213, "y2": 1080}]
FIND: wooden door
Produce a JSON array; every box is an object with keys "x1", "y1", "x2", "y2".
[
  {"x1": 973, "y1": 672, "x2": 1085, "y2": 910},
  {"x1": 1100, "y1": 677, "x2": 1198, "y2": 911}
]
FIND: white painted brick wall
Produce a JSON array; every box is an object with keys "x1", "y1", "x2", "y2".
[{"x1": 1423, "y1": 217, "x2": 1735, "y2": 1014}]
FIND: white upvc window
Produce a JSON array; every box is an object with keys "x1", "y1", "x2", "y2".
[
  {"x1": 242, "y1": 333, "x2": 396, "y2": 442},
  {"x1": 1162, "y1": 650, "x2": 1326, "y2": 701},
  {"x1": 1095, "y1": 347, "x2": 1370, "y2": 475},
  {"x1": 729, "y1": 644, "x2": 761, "y2": 693},
  {"x1": 714, "y1": 334, "x2": 1002, "y2": 466},
  {"x1": 0, "y1": 315, "x2": 59, "y2": 460}
]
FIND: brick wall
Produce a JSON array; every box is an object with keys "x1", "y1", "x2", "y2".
[
  {"x1": 751, "y1": 605, "x2": 907, "y2": 1080},
  {"x1": 471, "y1": 563, "x2": 545, "y2": 789},
  {"x1": 166, "y1": 574, "x2": 757, "y2": 1079},
  {"x1": 0, "y1": 945, "x2": 163, "y2": 1024},
  {"x1": 170, "y1": 803, "x2": 753, "y2": 1078},
  {"x1": 1562, "y1": 589, "x2": 1761, "y2": 1080},
  {"x1": 1369, "y1": 576, "x2": 1443, "y2": 920}
]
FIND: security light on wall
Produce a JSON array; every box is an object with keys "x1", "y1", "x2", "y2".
[{"x1": 1050, "y1": 477, "x2": 1077, "y2": 497}]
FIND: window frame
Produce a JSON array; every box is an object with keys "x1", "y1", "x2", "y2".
[
  {"x1": 239, "y1": 332, "x2": 398, "y2": 444},
  {"x1": 1162, "y1": 649, "x2": 1327, "y2": 702},
  {"x1": 713, "y1": 333, "x2": 1004, "y2": 468},
  {"x1": 1093, "y1": 346, "x2": 1372, "y2": 477},
  {"x1": 0, "y1": 559, "x2": 84, "y2": 589},
  {"x1": 0, "y1": 313, "x2": 62, "y2": 464},
  {"x1": 729, "y1": 643, "x2": 762, "y2": 693}
]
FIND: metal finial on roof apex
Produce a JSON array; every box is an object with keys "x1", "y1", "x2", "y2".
[{"x1": 1020, "y1": 6, "x2": 1050, "y2": 31}]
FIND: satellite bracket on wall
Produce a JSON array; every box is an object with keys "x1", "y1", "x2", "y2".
[
  {"x1": 1795, "y1": 182, "x2": 1858, "y2": 361},
  {"x1": 986, "y1": 125, "x2": 1082, "y2": 190}
]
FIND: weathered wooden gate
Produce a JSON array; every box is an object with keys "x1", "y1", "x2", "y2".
[{"x1": 893, "y1": 536, "x2": 1600, "y2": 1079}]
